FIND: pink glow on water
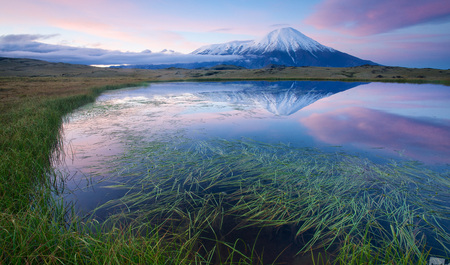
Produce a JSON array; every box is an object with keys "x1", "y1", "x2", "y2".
[{"x1": 300, "y1": 106, "x2": 450, "y2": 163}]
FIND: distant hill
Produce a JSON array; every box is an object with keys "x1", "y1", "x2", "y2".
[{"x1": 0, "y1": 57, "x2": 140, "y2": 77}]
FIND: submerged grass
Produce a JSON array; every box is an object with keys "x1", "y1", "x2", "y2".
[{"x1": 89, "y1": 137, "x2": 449, "y2": 264}]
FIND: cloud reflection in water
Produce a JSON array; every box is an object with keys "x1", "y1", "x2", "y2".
[{"x1": 300, "y1": 99, "x2": 450, "y2": 163}]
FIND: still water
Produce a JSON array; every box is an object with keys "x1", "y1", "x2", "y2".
[
  {"x1": 53, "y1": 81, "x2": 450, "y2": 260},
  {"x1": 54, "y1": 81, "x2": 450, "y2": 212}
]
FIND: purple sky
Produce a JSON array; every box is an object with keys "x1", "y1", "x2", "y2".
[{"x1": 1, "y1": 0, "x2": 449, "y2": 68}]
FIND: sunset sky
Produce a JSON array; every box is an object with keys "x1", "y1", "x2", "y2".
[{"x1": 1, "y1": 0, "x2": 449, "y2": 68}]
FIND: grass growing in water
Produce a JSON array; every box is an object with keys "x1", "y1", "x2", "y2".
[
  {"x1": 88, "y1": 137, "x2": 449, "y2": 264},
  {"x1": 0, "y1": 79, "x2": 191, "y2": 264}
]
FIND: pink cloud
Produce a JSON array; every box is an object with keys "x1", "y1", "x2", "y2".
[
  {"x1": 0, "y1": 0, "x2": 200, "y2": 52},
  {"x1": 305, "y1": 0, "x2": 450, "y2": 35},
  {"x1": 1, "y1": 0, "x2": 141, "y2": 41},
  {"x1": 300, "y1": 107, "x2": 450, "y2": 163}
]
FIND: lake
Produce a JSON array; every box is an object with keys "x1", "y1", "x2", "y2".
[{"x1": 53, "y1": 81, "x2": 450, "y2": 263}]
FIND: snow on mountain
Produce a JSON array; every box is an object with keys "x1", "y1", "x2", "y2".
[
  {"x1": 114, "y1": 27, "x2": 377, "y2": 69},
  {"x1": 191, "y1": 27, "x2": 378, "y2": 68},
  {"x1": 192, "y1": 28, "x2": 333, "y2": 56},
  {"x1": 192, "y1": 40, "x2": 252, "y2": 55},
  {"x1": 160, "y1": 49, "x2": 177, "y2": 54},
  {"x1": 247, "y1": 27, "x2": 334, "y2": 54}
]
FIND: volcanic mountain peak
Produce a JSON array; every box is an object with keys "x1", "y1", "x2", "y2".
[
  {"x1": 192, "y1": 27, "x2": 334, "y2": 56},
  {"x1": 248, "y1": 27, "x2": 334, "y2": 54}
]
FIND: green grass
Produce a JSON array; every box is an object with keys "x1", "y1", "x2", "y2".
[
  {"x1": 0, "y1": 202, "x2": 206, "y2": 264},
  {"x1": 0, "y1": 81, "x2": 188, "y2": 264},
  {"x1": 86, "y1": 137, "x2": 449, "y2": 264},
  {"x1": 0, "y1": 82, "x2": 147, "y2": 211}
]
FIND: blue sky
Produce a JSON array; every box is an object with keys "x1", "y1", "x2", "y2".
[{"x1": 0, "y1": 0, "x2": 449, "y2": 68}]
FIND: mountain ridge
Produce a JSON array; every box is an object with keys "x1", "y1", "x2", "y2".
[
  {"x1": 191, "y1": 27, "x2": 378, "y2": 68},
  {"x1": 193, "y1": 28, "x2": 334, "y2": 56}
]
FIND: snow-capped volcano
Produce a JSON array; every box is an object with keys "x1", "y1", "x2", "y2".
[
  {"x1": 248, "y1": 27, "x2": 334, "y2": 54},
  {"x1": 192, "y1": 27, "x2": 377, "y2": 68}
]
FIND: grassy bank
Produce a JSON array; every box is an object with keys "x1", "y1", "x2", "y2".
[
  {"x1": 0, "y1": 72, "x2": 449, "y2": 264},
  {"x1": 0, "y1": 77, "x2": 151, "y2": 210},
  {"x1": 0, "y1": 77, "x2": 181, "y2": 264}
]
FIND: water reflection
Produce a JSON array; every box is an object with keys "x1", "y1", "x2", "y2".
[
  {"x1": 298, "y1": 82, "x2": 450, "y2": 164},
  {"x1": 57, "y1": 80, "x2": 450, "y2": 184},
  {"x1": 194, "y1": 81, "x2": 364, "y2": 115},
  {"x1": 300, "y1": 106, "x2": 450, "y2": 163}
]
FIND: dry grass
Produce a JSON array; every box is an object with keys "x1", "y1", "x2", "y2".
[{"x1": 179, "y1": 65, "x2": 450, "y2": 83}]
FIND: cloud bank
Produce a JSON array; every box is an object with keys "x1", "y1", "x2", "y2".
[
  {"x1": 0, "y1": 34, "x2": 242, "y2": 65},
  {"x1": 306, "y1": 0, "x2": 450, "y2": 35}
]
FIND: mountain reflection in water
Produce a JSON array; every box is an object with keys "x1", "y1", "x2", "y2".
[{"x1": 193, "y1": 81, "x2": 365, "y2": 115}]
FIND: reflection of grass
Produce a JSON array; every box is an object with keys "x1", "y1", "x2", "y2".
[{"x1": 94, "y1": 138, "x2": 449, "y2": 264}]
